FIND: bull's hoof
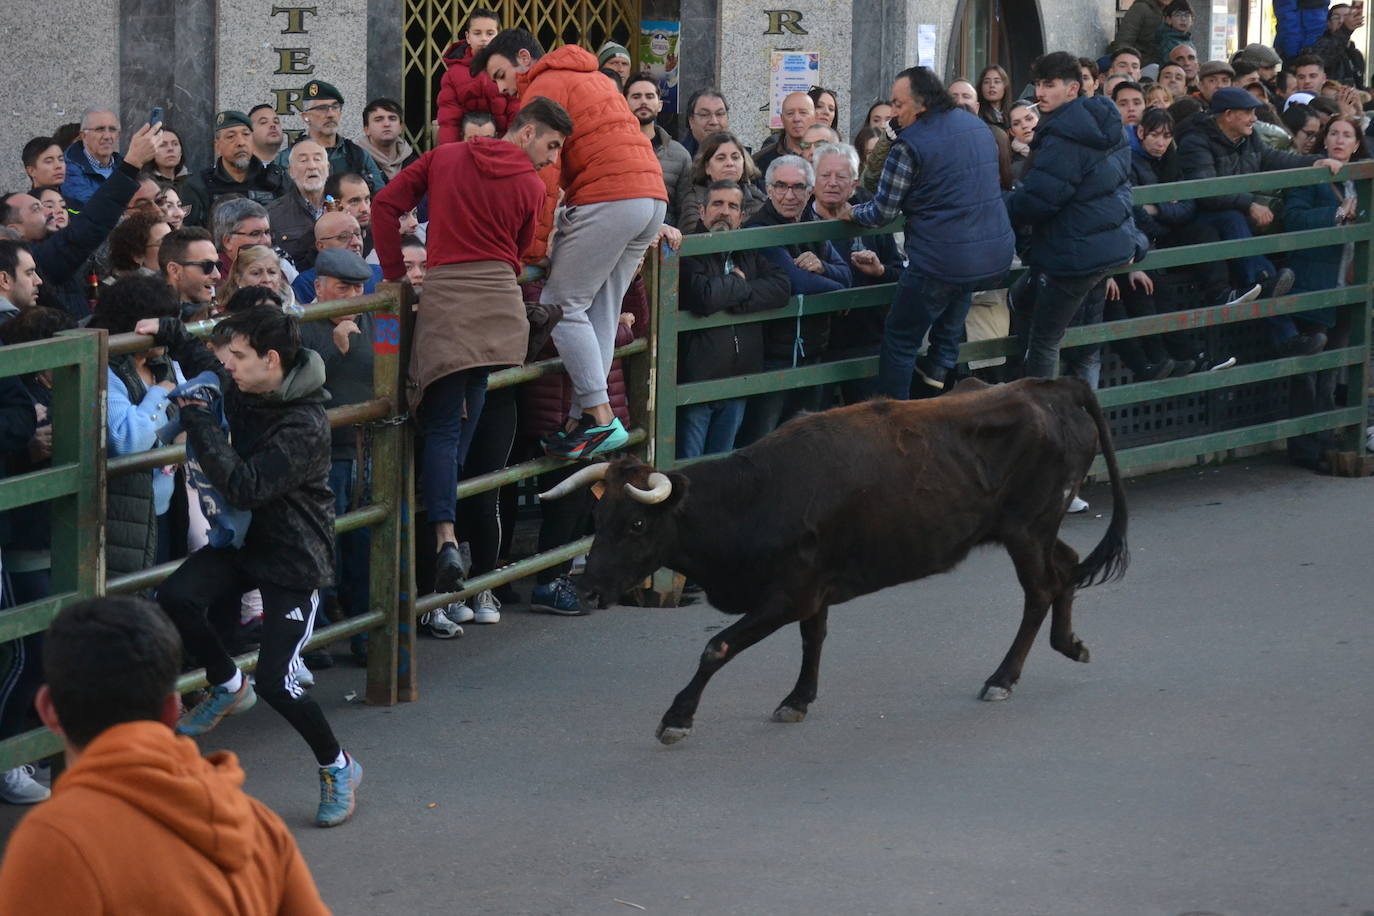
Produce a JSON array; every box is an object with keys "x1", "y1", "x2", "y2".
[
  {"x1": 979, "y1": 684, "x2": 1012, "y2": 702},
  {"x1": 656, "y1": 723, "x2": 693, "y2": 745},
  {"x1": 771, "y1": 704, "x2": 807, "y2": 723},
  {"x1": 1073, "y1": 643, "x2": 1091, "y2": 663}
]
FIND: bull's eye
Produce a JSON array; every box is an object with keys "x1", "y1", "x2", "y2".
[{"x1": 631, "y1": 519, "x2": 645, "y2": 533}]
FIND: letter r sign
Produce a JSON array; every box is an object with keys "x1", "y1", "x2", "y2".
[{"x1": 764, "y1": 10, "x2": 807, "y2": 35}]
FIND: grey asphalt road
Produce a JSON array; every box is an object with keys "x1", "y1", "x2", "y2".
[{"x1": 3, "y1": 457, "x2": 1372, "y2": 916}]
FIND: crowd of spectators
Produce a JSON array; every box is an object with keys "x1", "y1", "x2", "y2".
[{"x1": 1, "y1": 1, "x2": 1371, "y2": 830}]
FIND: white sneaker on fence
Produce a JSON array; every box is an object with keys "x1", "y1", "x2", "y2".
[{"x1": 1, "y1": 766, "x2": 51, "y2": 804}]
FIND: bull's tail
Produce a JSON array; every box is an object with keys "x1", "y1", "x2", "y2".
[{"x1": 1073, "y1": 382, "x2": 1129, "y2": 588}]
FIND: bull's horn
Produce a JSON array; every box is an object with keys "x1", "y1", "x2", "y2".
[
  {"x1": 538, "y1": 463, "x2": 610, "y2": 500},
  {"x1": 625, "y1": 471, "x2": 673, "y2": 505}
]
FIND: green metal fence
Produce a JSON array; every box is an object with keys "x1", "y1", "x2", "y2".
[
  {"x1": 0, "y1": 162, "x2": 1369, "y2": 771},
  {"x1": 649, "y1": 162, "x2": 1374, "y2": 475}
]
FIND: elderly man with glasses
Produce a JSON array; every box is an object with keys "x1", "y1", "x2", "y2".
[
  {"x1": 291, "y1": 211, "x2": 382, "y2": 304},
  {"x1": 61, "y1": 107, "x2": 124, "y2": 209},
  {"x1": 733, "y1": 153, "x2": 852, "y2": 446},
  {"x1": 275, "y1": 80, "x2": 386, "y2": 192},
  {"x1": 210, "y1": 198, "x2": 274, "y2": 278}
]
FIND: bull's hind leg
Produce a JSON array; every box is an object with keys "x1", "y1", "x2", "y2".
[
  {"x1": 773, "y1": 604, "x2": 829, "y2": 723},
  {"x1": 1049, "y1": 539, "x2": 1091, "y2": 663},
  {"x1": 658, "y1": 598, "x2": 800, "y2": 745},
  {"x1": 981, "y1": 536, "x2": 1056, "y2": 701}
]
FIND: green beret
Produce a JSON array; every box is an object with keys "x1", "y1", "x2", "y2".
[
  {"x1": 214, "y1": 110, "x2": 252, "y2": 132},
  {"x1": 303, "y1": 80, "x2": 344, "y2": 105}
]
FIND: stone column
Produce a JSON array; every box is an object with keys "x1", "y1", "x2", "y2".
[
  {"x1": 217, "y1": 0, "x2": 370, "y2": 143},
  {"x1": 717, "y1": 0, "x2": 854, "y2": 149},
  {"x1": 120, "y1": 0, "x2": 217, "y2": 177},
  {"x1": 368, "y1": 0, "x2": 405, "y2": 103}
]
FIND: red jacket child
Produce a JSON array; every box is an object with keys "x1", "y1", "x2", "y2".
[{"x1": 436, "y1": 40, "x2": 521, "y2": 144}]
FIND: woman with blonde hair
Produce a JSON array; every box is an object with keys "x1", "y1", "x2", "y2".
[{"x1": 216, "y1": 244, "x2": 295, "y2": 312}]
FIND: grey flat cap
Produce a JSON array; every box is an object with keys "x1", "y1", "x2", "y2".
[{"x1": 314, "y1": 247, "x2": 373, "y2": 283}]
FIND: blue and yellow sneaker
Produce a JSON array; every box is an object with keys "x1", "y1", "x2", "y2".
[
  {"x1": 317, "y1": 754, "x2": 362, "y2": 827},
  {"x1": 543, "y1": 414, "x2": 629, "y2": 460},
  {"x1": 176, "y1": 677, "x2": 256, "y2": 736}
]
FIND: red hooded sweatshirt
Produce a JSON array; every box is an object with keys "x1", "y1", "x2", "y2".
[
  {"x1": 0, "y1": 721, "x2": 328, "y2": 915},
  {"x1": 372, "y1": 136, "x2": 546, "y2": 281}
]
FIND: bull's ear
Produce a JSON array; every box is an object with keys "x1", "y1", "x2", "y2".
[{"x1": 662, "y1": 470, "x2": 691, "y2": 514}]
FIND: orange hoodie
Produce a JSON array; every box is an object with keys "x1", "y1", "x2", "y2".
[
  {"x1": 517, "y1": 44, "x2": 667, "y2": 262},
  {"x1": 0, "y1": 721, "x2": 329, "y2": 915}
]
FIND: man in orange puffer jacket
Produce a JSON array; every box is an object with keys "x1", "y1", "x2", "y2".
[
  {"x1": 475, "y1": 29, "x2": 669, "y2": 461},
  {"x1": 435, "y1": 7, "x2": 519, "y2": 144}
]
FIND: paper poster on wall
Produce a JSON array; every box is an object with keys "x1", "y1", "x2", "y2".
[
  {"x1": 1210, "y1": 3, "x2": 1229, "y2": 60},
  {"x1": 917, "y1": 24, "x2": 938, "y2": 68},
  {"x1": 640, "y1": 20, "x2": 680, "y2": 113},
  {"x1": 769, "y1": 51, "x2": 819, "y2": 129}
]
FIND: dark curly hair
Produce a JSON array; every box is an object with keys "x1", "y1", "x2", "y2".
[
  {"x1": 0, "y1": 305, "x2": 75, "y2": 346},
  {"x1": 89, "y1": 273, "x2": 180, "y2": 335},
  {"x1": 107, "y1": 209, "x2": 169, "y2": 273}
]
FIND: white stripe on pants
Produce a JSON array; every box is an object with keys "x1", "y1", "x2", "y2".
[{"x1": 542, "y1": 197, "x2": 667, "y2": 417}]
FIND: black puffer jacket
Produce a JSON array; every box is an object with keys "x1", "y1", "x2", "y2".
[
  {"x1": 679, "y1": 232, "x2": 791, "y2": 383},
  {"x1": 155, "y1": 318, "x2": 336, "y2": 589},
  {"x1": 1176, "y1": 114, "x2": 1320, "y2": 211},
  {"x1": 1127, "y1": 131, "x2": 1196, "y2": 242},
  {"x1": 181, "y1": 158, "x2": 288, "y2": 229},
  {"x1": 1005, "y1": 96, "x2": 1137, "y2": 277}
]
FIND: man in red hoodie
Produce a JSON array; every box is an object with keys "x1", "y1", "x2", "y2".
[
  {"x1": 373, "y1": 97, "x2": 572, "y2": 594},
  {"x1": 435, "y1": 7, "x2": 514, "y2": 143},
  {"x1": 0, "y1": 596, "x2": 329, "y2": 914},
  {"x1": 474, "y1": 29, "x2": 670, "y2": 460}
]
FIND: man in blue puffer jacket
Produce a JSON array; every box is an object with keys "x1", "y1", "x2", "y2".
[
  {"x1": 1274, "y1": 0, "x2": 1332, "y2": 61},
  {"x1": 1006, "y1": 51, "x2": 1138, "y2": 379}
]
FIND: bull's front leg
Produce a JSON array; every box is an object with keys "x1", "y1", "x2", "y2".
[
  {"x1": 773, "y1": 605, "x2": 828, "y2": 723},
  {"x1": 658, "y1": 602, "x2": 798, "y2": 745}
]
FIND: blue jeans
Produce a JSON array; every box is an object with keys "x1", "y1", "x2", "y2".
[
  {"x1": 328, "y1": 459, "x2": 371, "y2": 617},
  {"x1": 677, "y1": 399, "x2": 747, "y2": 460},
  {"x1": 1062, "y1": 280, "x2": 1106, "y2": 389},
  {"x1": 877, "y1": 268, "x2": 979, "y2": 399},
  {"x1": 420, "y1": 368, "x2": 490, "y2": 524},
  {"x1": 1192, "y1": 209, "x2": 1275, "y2": 288}
]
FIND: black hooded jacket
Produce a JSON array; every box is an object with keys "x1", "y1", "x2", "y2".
[{"x1": 153, "y1": 317, "x2": 336, "y2": 589}]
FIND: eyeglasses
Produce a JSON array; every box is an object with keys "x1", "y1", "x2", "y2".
[
  {"x1": 319, "y1": 229, "x2": 363, "y2": 244},
  {"x1": 770, "y1": 181, "x2": 810, "y2": 196},
  {"x1": 306, "y1": 102, "x2": 342, "y2": 114},
  {"x1": 231, "y1": 228, "x2": 273, "y2": 240},
  {"x1": 693, "y1": 108, "x2": 728, "y2": 119},
  {"x1": 175, "y1": 259, "x2": 221, "y2": 274},
  {"x1": 84, "y1": 126, "x2": 119, "y2": 134}
]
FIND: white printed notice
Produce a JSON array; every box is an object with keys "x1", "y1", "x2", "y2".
[{"x1": 769, "y1": 51, "x2": 820, "y2": 129}]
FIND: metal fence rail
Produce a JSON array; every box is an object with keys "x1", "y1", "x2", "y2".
[
  {"x1": 649, "y1": 162, "x2": 1374, "y2": 473},
  {"x1": 1, "y1": 162, "x2": 1369, "y2": 771}
]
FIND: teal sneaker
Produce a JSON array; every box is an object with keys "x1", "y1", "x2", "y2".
[
  {"x1": 177, "y1": 677, "x2": 256, "y2": 736},
  {"x1": 317, "y1": 755, "x2": 362, "y2": 827},
  {"x1": 543, "y1": 415, "x2": 629, "y2": 460}
]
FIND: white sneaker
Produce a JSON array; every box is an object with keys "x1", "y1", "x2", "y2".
[
  {"x1": 1365, "y1": 425, "x2": 1374, "y2": 453},
  {"x1": 295, "y1": 661, "x2": 314, "y2": 688},
  {"x1": 421, "y1": 608, "x2": 464, "y2": 639},
  {"x1": 445, "y1": 600, "x2": 475, "y2": 624},
  {"x1": 472, "y1": 590, "x2": 502, "y2": 625},
  {"x1": 1068, "y1": 496, "x2": 1089, "y2": 514},
  {"x1": 1226, "y1": 283, "x2": 1263, "y2": 306},
  {"x1": 1, "y1": 765, "x2": 51, "y2": 805}
]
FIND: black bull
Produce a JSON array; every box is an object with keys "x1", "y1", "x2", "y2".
[{"x1": 539, "y1": 377, "x2": 1128, "y2": 745}]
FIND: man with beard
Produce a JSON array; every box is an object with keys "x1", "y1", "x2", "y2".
[
  {"x1": 158, "y1": 227, "x2": 220, "y2": 321},
  {"x1": 182, "y1": 111, "x2": 288, "y2": 228},
  {"x1": 249, "y1": 104, "x2": 286, "y2": 166},
  {"x1": 322, "y1": 172, "x2": 373, "y2": 257},
  {"x1": 4, "y1": 124, "x2": 159, "y2": 318},
  {"x1": 276, "y1": 81, "x2": 385, "y2": 192},
  {"x1": 267, "y1": 140, "x2": 330, "y2": 271},
  {"x1": 675, "y1": 180, "x2": 790, "y2": 459},
  {"x1": 625, "y1": 74, "x2": 691, "y2": 226}
]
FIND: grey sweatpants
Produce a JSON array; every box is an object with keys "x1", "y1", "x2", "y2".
[{"x1": 543, "y1": 196, "x2": 667, "y2": 417}]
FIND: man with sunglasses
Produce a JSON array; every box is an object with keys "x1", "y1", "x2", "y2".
[
  {"x1": 291, "y1": 211, "x2": 382, "y2": 304},
  {"x1": 181, "y1": 111, "x2": 288, "y2": 229},
  {"x1": 275, "y1": 80, "x2": 386, "y2": 193},
  {"x1": 158, "y1": 227, "x2": 221, "y2": 320}
]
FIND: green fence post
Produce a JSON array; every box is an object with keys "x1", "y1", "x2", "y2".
[
  {"x1": 628, "y1": 247, "x2": 658, "y2": 465},
  {"x1": 364, "y1": 284, "x2": 405, "y2": 706},
  {"x1": 1340, "y1": 166, "x2": 1373, "y2": 459},
  {"x1": 654, "y1": 240, "x2": 680, "y2": 468},
  {"x1": 48, "y1": 328, "x2": 107, "y2": 600}
]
